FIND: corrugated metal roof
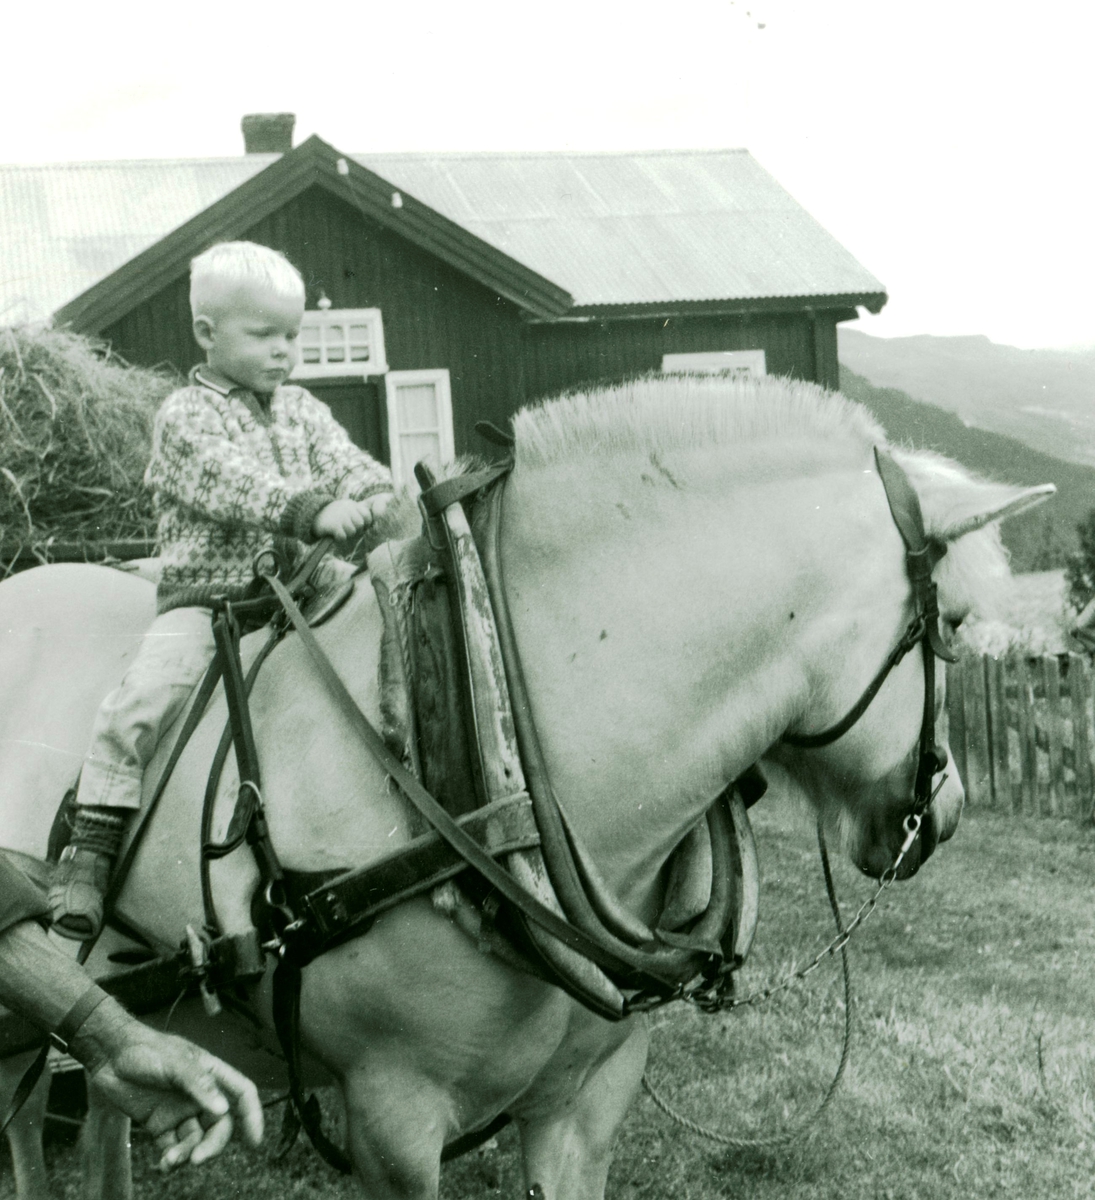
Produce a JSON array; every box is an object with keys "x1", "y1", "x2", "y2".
[
  {"x1": 0, "y1": 157, "x2": 271, "y2": 323},
  {"x1": 354, "y1": 150, "x2": 885, "y2": 308},
  {"x1": 0, "y1": 148, "x2": 883, "y2": 323}
]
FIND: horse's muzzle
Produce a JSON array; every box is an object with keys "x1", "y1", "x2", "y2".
[{"x1": 896, "y1": 806, "x2": 939, "y2": 879}]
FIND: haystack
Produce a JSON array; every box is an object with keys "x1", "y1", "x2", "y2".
[{"x1": 0, "y1": 326, "x2": 178, "y2": 563}]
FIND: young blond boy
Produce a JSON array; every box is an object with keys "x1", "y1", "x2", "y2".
[{"x1": 50, "y1": 241, "x2": 393, "y2": 939}]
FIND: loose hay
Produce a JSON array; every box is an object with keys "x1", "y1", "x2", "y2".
[{"x1": 0, "y1": 325, "x2": 179, "y2": 564}]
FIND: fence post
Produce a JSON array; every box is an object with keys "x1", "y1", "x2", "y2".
[
  {"x1": 947, "y1": 660, "x2": 968, "y2": 799},
  {"x1": 1015, "y1": 654, "x2": 1038, "y2": 814},
  {"x1": 1071, "y1": 653, "x2": 1094, "y2": 822},
  {"x1": 1042, "y1": 656, "x2": 1064, "y2": 816},
  {"x1": 985, "y1": 655, "x2": 1012, "y2": 812},
  {"x1": 962, "y1": 653, "x2": 992, "y2": 807}
]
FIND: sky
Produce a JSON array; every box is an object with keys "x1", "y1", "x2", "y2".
[{"x1": 3, "y1": 0, "x2": 1092, "y2": 350}]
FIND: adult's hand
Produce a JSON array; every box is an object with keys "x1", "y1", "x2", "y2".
[
  {"x1": 0, "y1": 912, "x2": 263, "y2": 1169},
  {"x1": 77, "y1": 1002, "x2": 264, "y2": 1170}
]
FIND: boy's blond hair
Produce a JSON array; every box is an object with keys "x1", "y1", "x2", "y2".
[{"x1": 189, "y1": 241, "x2": 305, "y2": 319}]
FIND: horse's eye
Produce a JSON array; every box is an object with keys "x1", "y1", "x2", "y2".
[{"x1": 941, "y1": 615, "x2": 966, "y2": 645}]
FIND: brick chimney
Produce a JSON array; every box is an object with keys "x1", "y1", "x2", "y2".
[{"x1": 241, "y1": 113, "x2": 295, "y2": 154}]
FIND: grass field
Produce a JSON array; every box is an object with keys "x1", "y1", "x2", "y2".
[{"x1": 6, "y1": 801, "x2": 1095, "y2": 1200}]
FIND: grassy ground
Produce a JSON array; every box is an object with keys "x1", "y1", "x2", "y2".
[{"x1": 6, "y1": 802, "x2": 1095, "y2": 1199}]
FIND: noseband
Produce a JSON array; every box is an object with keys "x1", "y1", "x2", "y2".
[{"x1": 782, "y1": 448, "x2": 956, "y2": 851}]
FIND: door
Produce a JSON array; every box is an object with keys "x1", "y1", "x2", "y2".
[
  {"x1": 307, "y1": 377, "x2": 387, "y2": 465},
  {"x1": 384, "y1": 369, "x2": 455, "y2": 491}
]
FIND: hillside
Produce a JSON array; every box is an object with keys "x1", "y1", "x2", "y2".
[
  {"x1": 839, "y1": 328, "x2": 1095, "y2": 468},
  {"x1": 838, "y1": 365, "x2": 1095, "y2": 572}
]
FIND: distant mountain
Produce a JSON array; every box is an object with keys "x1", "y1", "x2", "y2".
[
  {"x1": 838, "y1": 329, "x2": 1095, "y2": 469},
  {"x1": 838, "y1": 365, "x2": 1095, "y2": 572}
]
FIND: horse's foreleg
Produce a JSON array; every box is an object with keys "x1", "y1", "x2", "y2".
[
  {"x1": 2, "y1": 1053, "x2": 53, "y2": 1200},
  {"x1": 80, "y1": 1080, "x2": 131, "y2": 1200},
  {"x1": 514, "y1": 1020, "x2": 649, "y2": 1200},
  {"x1": 340, "y1": 1067, "x2": 449, "y2": 1200}
]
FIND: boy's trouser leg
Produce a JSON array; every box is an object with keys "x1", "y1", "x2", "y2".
[{"x1": 50, "y1": 607, "x2": 216, "y2": 939}]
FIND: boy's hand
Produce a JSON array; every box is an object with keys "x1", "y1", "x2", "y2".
[
  {"x1": 312, "y1": 494, "x2": 394, "y2": 540},
  {"x1": 361, "y1": 492, "x2": 394, "y2": 526}
]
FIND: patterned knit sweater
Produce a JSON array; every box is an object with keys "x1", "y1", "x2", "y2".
[{"x1": 145, "y1": 366, "x2": 392, "y2": 613}]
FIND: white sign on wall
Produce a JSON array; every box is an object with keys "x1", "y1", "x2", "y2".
[{"x1": 661, "y1": 350, "x2": 767, "y2": 378}]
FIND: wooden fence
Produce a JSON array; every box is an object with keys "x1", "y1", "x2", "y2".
[{"x1": 947, "y1": 653, "x2": 1095, "y2": 819}]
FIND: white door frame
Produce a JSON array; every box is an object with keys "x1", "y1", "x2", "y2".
[{"x1": 383, "y1": 368, "x2": 455, "y2": 490}]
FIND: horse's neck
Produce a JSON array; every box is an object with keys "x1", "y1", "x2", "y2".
[{"x1": 500, "y1": 446, "x2": 903, "y2": 901}]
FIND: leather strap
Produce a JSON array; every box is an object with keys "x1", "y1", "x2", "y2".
[
  {"x1": 479, "y1": 480, "x2": 737, "y2": 979},
  {"x1": 783, "y1": 447, "x2": 951, "y2": 832},
  {"x1": 271, "y1": 958, "x2": 353, "y2": 1174},
  {"x1": 297, "y1": 796, "x2": 541, "y2": 949},
  {"x1": 417, "y1": 463, "x2": 514, "y2": 518},
  {"x1": 200, "y1": 627, "x2": 282, "y2": 929},
  {"x1": 264, "y1": 573, "x2": 673, "y2": 987},
  {"x1": 0, "y1": 1043, "x2": 48, "y2": 1137},
  {"x1": 783, "y1": 448, "x2": 953, "y2": 751},
  {"x1": 51, "y1": 984, "x2": 110, "y2": 1051},
  {"x1": 874, "y1": 448, "x2": 954, "y2": 663}
]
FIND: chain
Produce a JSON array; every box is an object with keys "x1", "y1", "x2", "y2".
[
  {"x1": 639, "y1": 776, "x2": 948, "y2": 1149},
  {"x1": 679, "y1": 775, "x2": 944, "y2": 1015},
  {"x1": 640, "y1": 818, "x2": 854, "y2": 1148}
]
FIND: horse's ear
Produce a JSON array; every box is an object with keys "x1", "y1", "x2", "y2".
[
  {"x1": 938, "y1": 483, "x2": 1056, "y2": 542},
  {"x1": 889, "y1": 450, "x2": 1056, "y2": 543}
]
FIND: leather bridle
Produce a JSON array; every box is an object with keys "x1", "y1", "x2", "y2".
[{"x1": 782, "y1": 448, "x2": 957, "y2": 870}]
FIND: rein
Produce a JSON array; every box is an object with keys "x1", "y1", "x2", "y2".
[
  {"x1": 232, "y1": 445, "x2": 956, "y2": 1162},
  {"x1": 638, "y1": 447, "x2": 959, "y2": 1148},
  {"x1": 30, "y1": 444, "x2": 956, "y2": 1166}
]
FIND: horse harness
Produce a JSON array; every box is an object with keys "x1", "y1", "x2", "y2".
[
  {"x1": 206, "y1": 444, "x2": 953, "y2": 1164},
  {"x1": 0, "y1": 443, "x2": 955, "y2": 1166},
  {"x1": 782, "y1": 447, "x2": 956, "y2": 863}
]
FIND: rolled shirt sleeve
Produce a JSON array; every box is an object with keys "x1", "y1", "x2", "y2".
[{"x1": 0, "y1": 855, "x2": 49, "y2": 936}]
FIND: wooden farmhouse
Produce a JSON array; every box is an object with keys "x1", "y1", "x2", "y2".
[{"x1": 0, "y1": 114, "x2": 886, "y2": 485}]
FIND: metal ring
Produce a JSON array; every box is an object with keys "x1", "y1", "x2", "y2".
[{"x1": 253, "y1": 550, "x2": 280, "y2": 579}]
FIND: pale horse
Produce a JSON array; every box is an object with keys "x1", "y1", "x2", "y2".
[{"x1": 0, "y1": 374, "x2": 1051, "y2": 1200}]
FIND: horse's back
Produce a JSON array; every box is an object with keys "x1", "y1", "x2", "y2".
[{"x1": 0, "y1": 564, "x2": 155, "y2": 854}]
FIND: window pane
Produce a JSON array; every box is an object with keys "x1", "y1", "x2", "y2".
[
  {"x1": 399, "y1": 432, "x2": 442, "y2": 481},
  {"x1": 396, "y1": 384, "x2": 439, "y2": 429},
  {"x1": 302, "y1": 346, "x2": 322, "y2": 363},
  {"x1": 349, "y1": 323, "x2": 371, "y2": 362},
  {"x1": 323, "y1": 324, "x2": 346, "y2": 363}
]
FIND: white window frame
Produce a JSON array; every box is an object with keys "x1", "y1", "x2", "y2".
[
  {"x1": 384, "y1": 368, "x2": 455, "y2": 491},
  {"x1": 661, "y1": 350, "x2": 767, "y2": 378},
  {"x1": 291, "y1": 308, "x2": 389, "y2": 378}
]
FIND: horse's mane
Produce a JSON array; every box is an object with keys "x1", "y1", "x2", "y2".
[
  {"x1": 374, "y1": 372, "x2": 1012, "y2": 623},
  {"x1": 511, "y1": 373, "x2": 885, "y2": 470}
]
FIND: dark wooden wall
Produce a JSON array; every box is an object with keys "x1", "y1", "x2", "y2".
[
  {"x1": 522, "y1": 310, "x2": 841, "y2": 401},
  {"x1": 101, "y1": 187, "x2": 529, "y2": 460},
  {"x1": 99, "y1": 186, "x2": 846, "y2": 460}
]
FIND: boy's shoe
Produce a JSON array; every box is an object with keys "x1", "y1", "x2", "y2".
[{"x1": 48, "y1": 845, "x2": 114, "y2": 941}]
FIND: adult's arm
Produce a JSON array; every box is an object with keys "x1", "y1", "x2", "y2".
[
  {"x1": 0, "y1": 853, "x2": 49, "y2": 937},
  {"x1": 0, "y1": 886, "x2": 263, "y2": 1167}
]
